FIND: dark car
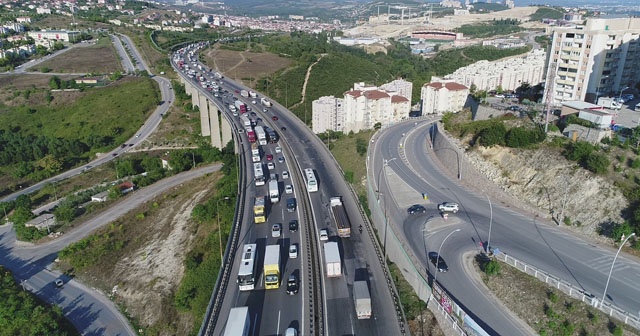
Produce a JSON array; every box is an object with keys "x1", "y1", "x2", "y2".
[
  {"x1": 289, "y1": 219, "x2": 298, "y2": 232},
  {"x1": 281, "y1": 126, "x2": 287, "y2": 131},
  {"x1": 407, "y1": 204, "x2": 426, "y2": 215},
  {"x1": 428, "y1": 252, "x2": 448, "y2": 272},
  {"x1": 286, "y1": 274, "x2": 299, "y2": 295},
  {"x1": 272, "y1": 116, "x2": 279, "y2": 121}
]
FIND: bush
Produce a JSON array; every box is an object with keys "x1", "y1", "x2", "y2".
[
  {"x1": 631, "y1": 158, "x2": 640, "y2": 169},
  {"x1": 505, "y1": 126, "x2": 546, "y2": 148},
  {"x1": 478, "y1": 122, "x2": 506, "y2": 147},
  {"x1": 585, "y1": 153, "x2": 610, "y2": 174},
  {"x1": 484, "y1": 259, "x2": 501, "y2": 276}
]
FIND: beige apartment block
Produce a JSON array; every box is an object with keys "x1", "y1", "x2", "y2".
[{"x1": 421, "y1": 80, "x2": 469, "y2": 115}]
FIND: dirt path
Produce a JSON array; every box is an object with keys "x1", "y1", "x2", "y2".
[{"x1": 290, "y1": 54, "x2": 326, "y2": 110}]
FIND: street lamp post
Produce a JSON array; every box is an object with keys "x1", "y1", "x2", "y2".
[
  {"x1": 433, "y1": 229, "x2": 461, "y2": 291},
  {"x1": 486, "y1": 194, "x2": 493, "y2": 253},
  {"x1": 601, "y1": 232, "x2": 635, "y2": 308},
  {"x1": 618, "y1": 86, "x2": 629, "y2": 102},
  {"x1": 217, "y1": 196, "x2": 231, "y2": 261},
  {"x1": 376, "y1": 158, "x2": 397, "y2": 201}
]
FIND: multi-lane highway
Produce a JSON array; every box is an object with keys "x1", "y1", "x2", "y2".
[
  {"x1": 175, "y1": 43, "x2": 405, "y2": 335},
  {"x1": 371, "y1": 119, "x2": 640, "y2": 334}
]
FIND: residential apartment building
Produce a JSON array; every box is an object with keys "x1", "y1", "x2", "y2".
[
  {"x1": 312, "y1": 81, "x2": 412, "y2": 134},
  {"x1": 312, "y1": 95, "x2": 344, "y2": 134},
  {"x1": 27, "y1": 30, "x2": 81, "y2": 43},
  {"x1": 543, "y1": 17, "x2": 640, "y2": 106},
  {"x1": 421, "y1": 80, "x2": 469, "y2": 115},
  {"x1": 436, "y1": 49, "x2": 546, "y2": 92}
]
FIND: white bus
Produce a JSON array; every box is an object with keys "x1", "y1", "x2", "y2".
[
  {"x1": 304, "y1": 168, "x2": 318, "y2": 192},
  {"x1": 254, "y1": 162, "x2": 265, "y2": 186},
  {"x1": 237, "y1": 244, "x2": 258, "y2": 291},
  {"x1": 223, "y1": 306, "x2": 250, "y2": 336}
]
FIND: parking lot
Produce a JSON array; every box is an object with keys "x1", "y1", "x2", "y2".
[{"x1": 610, "y1": 98, "x2": 640, "y2": 129}]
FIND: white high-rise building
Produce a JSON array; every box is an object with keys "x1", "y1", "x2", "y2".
[
  {"x1": 312, "y1": 96, "x2": 344, "y2": 134},
  {"x1": 543, "y1": 17, "x2": 640, "y2": 106},
  {"x1": 380, "y1": 78, "x2": 413, "y2": 101}
]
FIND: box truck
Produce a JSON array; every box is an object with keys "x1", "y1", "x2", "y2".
[{"x1": 324, "y1": 242, "x2": 341, "y2": 277}]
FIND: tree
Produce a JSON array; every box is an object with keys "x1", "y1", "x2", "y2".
[
  {"x1": 49, "y1": 76, "x2": 61, "y2": 90},
  {"x1": 585, "y1": 153, "x2": 609, "y2": 174},
  {"x1": 54, "y1": 203, "x2": 76, "y2": 224},
  {"x1": 36, "y1": 154, "x2": 63, "y2": 174}
]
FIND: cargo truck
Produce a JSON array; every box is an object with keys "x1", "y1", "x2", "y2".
[
  {"x1": 241, "y1": 115, "x2": 252, "y2": 128},
  {"x1": 597, "y1": 97, "x2": 622, "y2": 110},
  {"x1": 223, "y1": 306, "x2": 250, "y2": 336},
  {"x1": 261, "y1": 97, "x2": 272, "y2": 107},
  {"x1": 241, "y1": 89, "x2": 249, "y2": 98},
  {"x1": 251, "y1": 143, "x2": 260, "y2": 162},
  {"x1": 264, "y1": 245, "x2": 280, "y2": 289},
  {"x1": 246, "y1": 128, "x2": 256, "y2": 143},
  {"x1": 235, "y1": 101, "x2": 248, "y2": 114},
  {"x1": 255, "y1": 126, "x2": 267, "y2": 146},
  {"x1": 268, "y1": 179, "x2": 279, "y2": 203},
  {"x1": 353, "y1": 281, "x2": 372, "y2": 319},
  {"x1": 330, "y1": 197, "x2": 351, "y2": 238},
  {"x1": 254, "y1": 196, "x2": 266, "y2": 224},
  {"x1": 324, "y1": 242, "x2": 342, "y2": 277}
]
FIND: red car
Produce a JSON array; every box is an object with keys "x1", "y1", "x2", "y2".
[
  {"x1": 272, "y1": 116, "x2": 279, "y2": 121},
  {"x1": 267, "y1": 154, "x2": 273, "y2": 161}
]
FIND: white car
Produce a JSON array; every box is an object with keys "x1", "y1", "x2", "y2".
[
  {"x1": 282, "y1": 171, "x2": 289, "y2": 179},
  {"x1": 319, "y1": 229, "x2": 328, "y2": 241},
  {"x1": 438, "y1": 202, "x2": 459, "y2": 213},
  {"x1": 289, "y1": 244, "x2": 298, "y2": 258},
  {"x1": 285, "y1": 185, "x2": 293, "y2": 194},
  {"x1": 267, "y1": 162, "x2": 275, "y2": 170},
  {"x1": 275, "y1": 146, "x2": 282, "y2": 153},
  {"x1": 271, "y1": 224, "x2": 281, "y2": 238}
]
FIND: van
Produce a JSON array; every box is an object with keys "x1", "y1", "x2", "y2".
[{"x1": 287, "y1": 198, "x2": 296, "y2": 212}]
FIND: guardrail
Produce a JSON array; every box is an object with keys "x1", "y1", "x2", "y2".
[
  {"x1": 495, "y1": 251, "x2": 640, "y2": 331},
  {"x1": 172, "y1": 55, "x2": 250, "y2": 336}
]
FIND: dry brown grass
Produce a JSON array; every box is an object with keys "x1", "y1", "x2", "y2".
[
  {"x1": 478, "y1": 259, "x2": 640, "y2": 336},
  {"x1": 201, "y1": 46, "x2": 292, "y2": 87},
  {"x1": 29, "y1": 40, "x2": 121, "y2": 74},
  {"x1": 56, "y1": 172, "x2": 221, "y2": 334}
]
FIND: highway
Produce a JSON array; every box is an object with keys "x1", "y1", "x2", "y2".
[
  {"x1": 371, "y1": 119, "x2": 640, "y2": 335},
  {"x1": 175, "y1": 43, "x2": 404, "y2": 335}
]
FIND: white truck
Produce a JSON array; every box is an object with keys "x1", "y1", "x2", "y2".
[
  {"x1": 223, "y1": 306, "x2": 250, "y2": 336},
  {"x1": 255, "y1": 126, "x2": 267, "y2": 146},
  {"x1": 268, "y1": 179, "x2": 279, "y2": 203},
  {"x1": 261, "y1": 97, "x2": 272, "y2": 107},
  {"x1": 249, "y1": 91, "x2": 258, "y2": 98},
  {"x1": 324, "y1": 242, "x2": 342, "y2": 277},
  {"x1": 597, "y1": 97, "x2": 622, "y2": 110},
  {"x1": 353, "y1": 281, "x2": 372, "y2": 319},
  {"x1": 240, "y1": 115, "x2": 252, "y2": 128},
  {"x1": 240, "y1": 89, "x2": 249, "y2": 98},
  {"x1": 330, "y1": 197, "x2": 351, "y2": 238},
  {"x1": 251, "y1": 143, "x2": 260, "y2": 162}
]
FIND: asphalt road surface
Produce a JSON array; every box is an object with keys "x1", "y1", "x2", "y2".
[{"x1": 371, "y1": 119, "x2": 640, "y2": 335}]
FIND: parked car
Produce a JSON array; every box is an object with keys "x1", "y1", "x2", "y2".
[
  {"x1": 407, "y1": 204, "x2": 426, "y2": 214},
  {"x1": 285, "y1": 184, "x2": 293, "y2": 194},
  {"x1": 278, "y1": 157, "x2": 285, "y2": 163},
  {"x1": 275, "y1": 146, "x2": 282, "y2": 153},
  {"x1": 271, "y1": 223, "x2": 281, "y2": 238},
  {"x1": 438, "y1": 202, "x2": 459, "y2": 213},
  {"x1": 55, "y1": 279, "x2": 64, "y2": 288},
  {"x1": 282, "y1": 171, "x2": 289, "y2": 179},
  {"x1": 267, "y1": 154, "x2": 273, "y2": 161},
  {"x1": 267, "y1": 162, "x2": 275, "y2": 170},
  {"x1": 428, "y1": 252, "x2": 449, "y2": 272}
]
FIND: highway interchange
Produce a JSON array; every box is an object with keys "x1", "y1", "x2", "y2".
[{"x1": 2, "y1": 31, "x2": 640, "y2": 336}]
